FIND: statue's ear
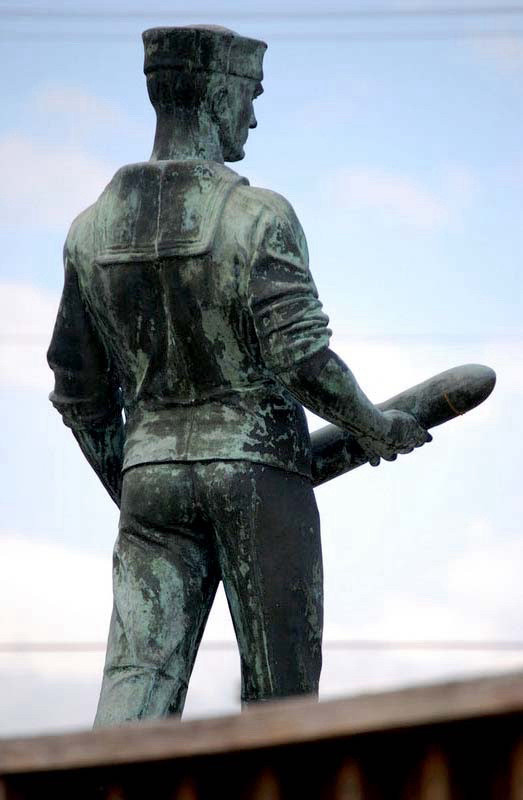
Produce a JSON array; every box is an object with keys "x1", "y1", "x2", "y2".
[{"x1": 210, "y1": 85, "x2": 229, "y2": 124}]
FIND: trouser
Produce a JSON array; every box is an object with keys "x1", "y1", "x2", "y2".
[{"x1": 94, "y1": 461, "x2": 323, "y2": 727}]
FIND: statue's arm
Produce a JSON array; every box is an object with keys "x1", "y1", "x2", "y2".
[
  {"x1": 277, "y1": 348, "x2": 418, "y2": 458},
  {"x1": 71, "y1": 423, "x2": 124, "y2": 507},
  {"x1": 247, "y1": 197, "x2": 429, "y2": 462},
  {"x1": 47, "y1": 251, "x2": 124, "y2": 506}
]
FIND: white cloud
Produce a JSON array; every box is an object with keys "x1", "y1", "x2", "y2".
[
  {"x1": 319, "y1": 512, "x2": 523, "y2": 700},
  {"x1": 35, "y1": 85, "x2": 124, "y2": 125},
  {"x1": 360, "y1": 517, "x2": 523, "y2": 643},
  {"x1": 328, "y1": 167, "x2": 448, "y2": 229},
  {"x1": 474, "y1": 37, "x2": 523, "y2": 72},
  {"x1": 322, "y1": 163, "x2": 480, "y2": 232},
  {"x1": 447, "y1": 530, "x2": 523, "y2": 614},
  {"x1": 31, "y1": 84, "x2": 150, "y2": 150},
  {"x1": 440, "y1": 164, "x2": 479, "y2": 205},
  {"x1": 0, "y1": 134, "x2": 115, "y2": 228},
  {"x1": 0, "y1": 533, "x2": 112, "y2": 644},
  {"x1": 483, "y1": 339, "x2": 523, "y2": 397},
  {"x1": 320, "y1": 648, "x2": 523, "y2": 702},
  {"x1": 0, "y1": 282, "x2": 59, "y2": 391}
]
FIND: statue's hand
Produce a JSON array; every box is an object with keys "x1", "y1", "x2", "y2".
[{"x1": 360, "y1": 409, "x2": 432, "y2": 467}]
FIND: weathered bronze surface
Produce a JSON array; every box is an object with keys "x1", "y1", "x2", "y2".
[
  {"x1": 47, "y1": 26, "x2": 493, "y2": 725},
  {"x1": 311, "y1": 364, "x2": 496, "y2": 486}
]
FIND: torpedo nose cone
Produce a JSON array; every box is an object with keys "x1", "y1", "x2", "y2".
[{"x1": 447, "y1": 364, "x2": 496, "y2": 415}]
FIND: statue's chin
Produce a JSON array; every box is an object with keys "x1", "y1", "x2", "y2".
[{"x1": 225, "y1": 145, "x2": 246, "y2": 163}]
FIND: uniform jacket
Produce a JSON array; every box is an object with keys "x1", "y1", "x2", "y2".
[{"x1": 48, "y1": 160, "x2": 331, "y2": 479}]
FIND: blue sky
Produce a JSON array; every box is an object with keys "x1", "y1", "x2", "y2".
[{"x1": 0, "y1": 1, "x2": 522, "y2": 735}]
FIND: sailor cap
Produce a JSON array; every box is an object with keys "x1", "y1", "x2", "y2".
[{"x1": 143, "y1": 25, "x2": 267, "y2": 82}]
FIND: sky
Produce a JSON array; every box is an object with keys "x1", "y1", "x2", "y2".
[{"x1": 0, "y1": 1, "x2": 522, "y2": 736}]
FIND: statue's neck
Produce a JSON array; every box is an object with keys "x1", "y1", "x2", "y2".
[{"x1": 150, "y1": 110, "x2": 224, "y2": 163}]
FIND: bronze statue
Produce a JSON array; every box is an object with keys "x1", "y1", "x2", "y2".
[{"x1": 47, "y1": 26, "x2": 494, "y2": 726}]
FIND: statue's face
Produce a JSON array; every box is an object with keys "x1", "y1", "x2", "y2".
[{"x1": 218, "y1": 77, "x2": 263, "y2": 162}]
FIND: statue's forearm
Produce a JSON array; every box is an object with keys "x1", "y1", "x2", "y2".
[
  {"x1": 72, "y1": 416, "x2": 125, "y2": 508},
  {"x1": 279, "y1": 348, "x2": 388, "y2": 443},
  {"x1": 310, "y1": 363, "x2": 496, "y2": 486}
]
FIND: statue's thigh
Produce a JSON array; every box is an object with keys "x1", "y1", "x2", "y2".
[
  {"x1": 113, "y1": 463, "x2": 220, "y2": 664},
  {"x1": 198, "y1": 462, "x2": 323, "y2": 700},
  {"x1": 95, "y1": 464, "x2": 221, "y2": 724}
]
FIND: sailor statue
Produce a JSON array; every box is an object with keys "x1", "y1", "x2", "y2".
[{"x1": 48, "y1": 26, "x2": 492, "y2": 726}]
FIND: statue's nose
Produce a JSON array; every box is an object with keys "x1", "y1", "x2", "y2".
[{"x1": 249, "y1": 111, "x2": 258, "y2": 129}]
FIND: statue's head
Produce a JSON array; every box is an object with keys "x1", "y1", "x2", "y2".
[{"x1": 143, "y1": 26, "x2": 267, "y2": 162}]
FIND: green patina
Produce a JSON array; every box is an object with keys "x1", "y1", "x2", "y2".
[{"x1": 47, "y1": 24, "x2": 439, "y2": 726}]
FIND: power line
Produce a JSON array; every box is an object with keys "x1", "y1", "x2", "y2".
[
  {"x1": 1, "y1": 5, "x2": 522, "y2": 20},
  {"x1": 0, "y1": 30, "x2": 521, "y2": 43},
  {"x1": 2, "y1": 641, "x2": 523, "y2": 653},
  {"x1": 1, "y1": 333, "x2": 518, "y2": 345},
  {"x1": 0, "y1": 335, "x2": 51, "y2": 344}
]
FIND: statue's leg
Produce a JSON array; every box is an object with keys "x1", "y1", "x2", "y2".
[
  {"x1": 198, "y1": 462, "x2": 323, "y2": 705},
  {"x1": 94, "y1": 463, "x2": 220, "y2": 727}
]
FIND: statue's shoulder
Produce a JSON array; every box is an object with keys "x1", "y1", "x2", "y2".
[
  {"x1": 234, "y1": 182, "x2": 296, "y2": 216},
  {"x1": 230, "y1": 182, "x2": 302, "y2": 234},
  {"x1": 231, "y1": 186, "x2": 305, "y2": 246},
  {"x1": 100, "y1": 159, "x2": 246, "y2": 198},
  {"x1": 64, "y1": 203, "x2": 97, "y2": 265},
  {"x1": 64, "y1": 164, "x2": 303, "y2": 265}
]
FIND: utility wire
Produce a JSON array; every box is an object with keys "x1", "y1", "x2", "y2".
[
  {"x1": 1, "y1": 5, "x2": 522, "y2": 20},
  {"x1": 2, "y1": 641, "x2": 523, "y2": 652},
  {"x1": 0, "y1": 30, "x2": 521, "y2": 43},
  {"x1": 1, "y1": 332, "x2": 517, "y2": 345},
  {"x1": 0, "y1": 335, "x2": 52, "y2": 344},
  {"x1": 1, "y1": 333, "x2": 516, "y2": 345}
]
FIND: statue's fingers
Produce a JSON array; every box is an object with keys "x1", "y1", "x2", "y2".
[
  {"x1": 369, "y1": 456, "x2": 381, "y2": 467},
  {"x1": 415, "y1": 431, "x2": 432, "y2": 447},
  {"x1": 382, "y1": 453, "x2": 397, "y2": 462}
]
